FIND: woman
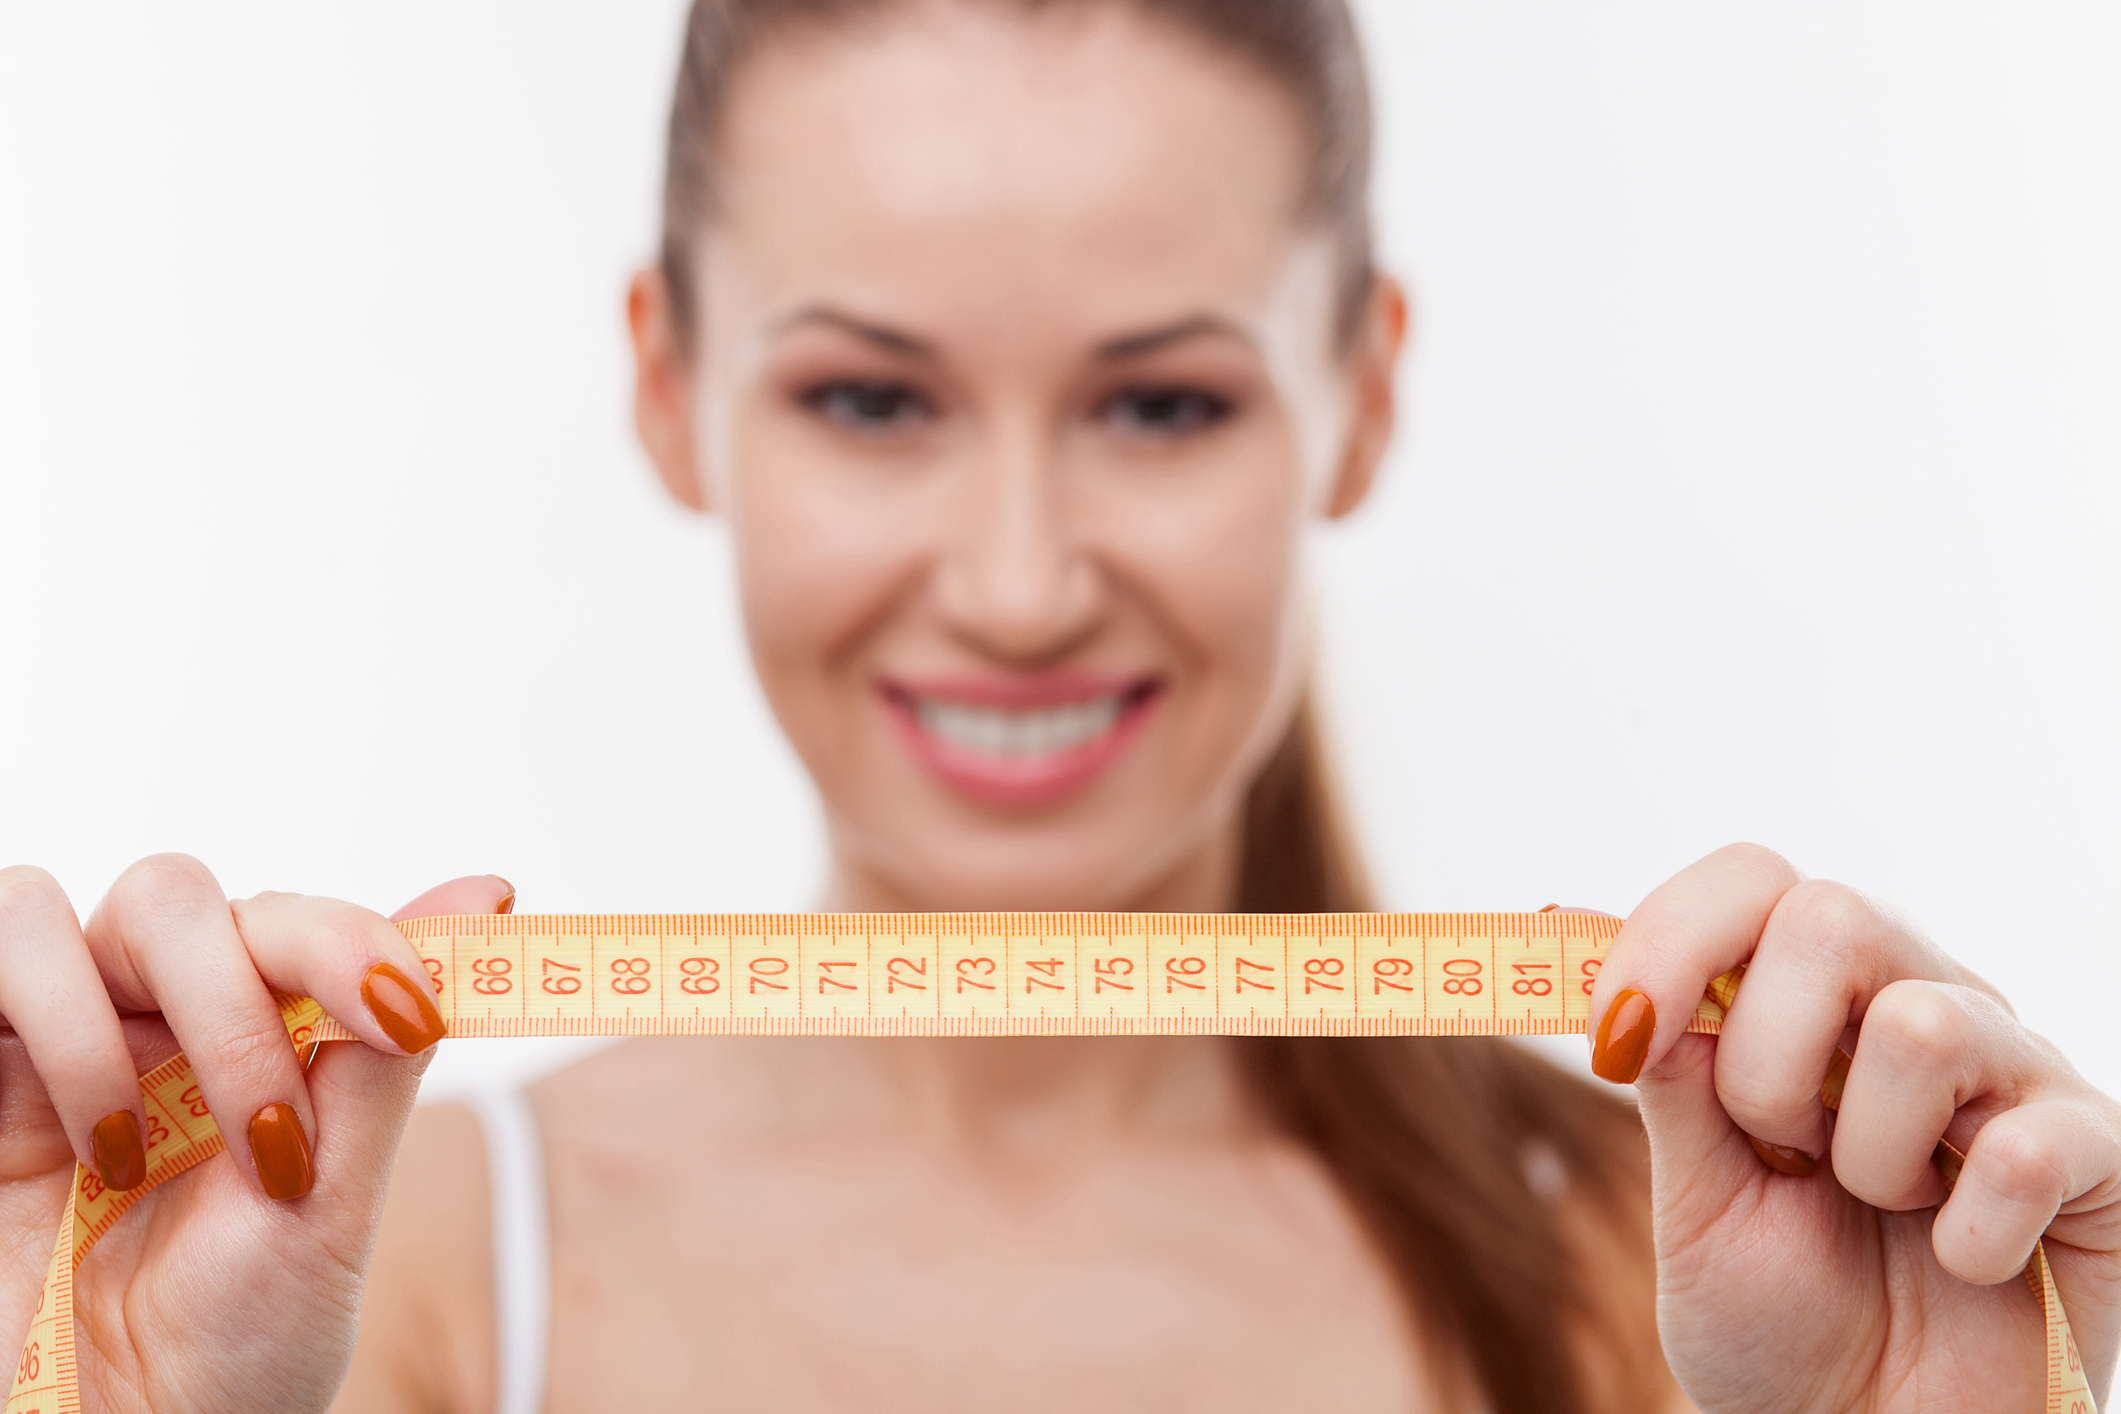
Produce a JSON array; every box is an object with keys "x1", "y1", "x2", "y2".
[{"x1": 1, "y1": 1, "x2": 2115, "y2": 1410}]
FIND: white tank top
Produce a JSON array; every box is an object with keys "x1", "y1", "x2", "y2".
[{"x1": 464, "y1": 1089, "x2": 551, "y2": 1414}]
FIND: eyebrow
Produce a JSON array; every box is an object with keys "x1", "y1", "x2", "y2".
[
  {"x1": 768, "y1": 306, "x2": 936, "y2": 358},
  {"x1": 766, "y1": 306, "x2": 1254, "y2": 362},
  {"x1": 1095, "y1": 314, "x2": 1254, "y2": 361}
]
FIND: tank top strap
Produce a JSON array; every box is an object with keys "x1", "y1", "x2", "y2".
[{"x1": 463, "y1": 1087, "x2": 551, "y2": 1414}]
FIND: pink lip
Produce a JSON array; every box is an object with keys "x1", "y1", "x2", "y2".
[{"x1": 878, "y1": 675, "x2": 1163, "y2": 810}]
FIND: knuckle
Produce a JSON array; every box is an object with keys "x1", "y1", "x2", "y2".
[
  {"x1": 1974, "y1": 1116, "x2": 2071, "y2": 1211},
  {"x1": 1713, "y1": 841, "x2": 1803, "y2": 891},
  {"x1": 1773, "y1": 879, "x2": 1880, "y2": 964},
  {"x1": 0, "y1": 866, "x2": 70, "y2": 933},
  {"x1": 199, "y1": 1004, "x2": 298, "y2": 1083},
  {"x1": 108, "y1": 854, "x2": 224, "y2": 928},
  {"x1": 1763, "y1": 879, "x2": 1907, "y2": 990},
  {"x1": 1862, "y1": 980, "x2": 1973, "y2": 1073}
]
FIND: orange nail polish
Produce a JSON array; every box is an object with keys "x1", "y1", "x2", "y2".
[
  {"x1": 362, "y1": 961, "x2": 448, "y2": 1054},
  {"x1": 1591, "y1": 988, "x2": 1656, "y2": 1084},
  {"x1": 1747, "y1": 1134, "x2": 1818, "y2": 1177},
  {"x1": 91, "y1": 1110, "x2": 147, "y2": 1191},
  {"x1": 1820, "y1": 1047, "x2": 1852, "y2": 1112},
  {"x1": 489, "y1": 875, "x2": 516, "y2": 915},
  {"x1": 1933, "y1": 1138, "x2": 1965, "y2": 1190},
  {"x1": 249, "y1": 1103, "x2": 315, "y2": 1200}
]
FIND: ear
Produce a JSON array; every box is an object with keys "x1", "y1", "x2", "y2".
[
  {"x1": 1323, "y1": 273, "x2": 1410, "y2": 520},
  {"x1": 628, "y1": 266, "x2": 713, "y2": 513}
]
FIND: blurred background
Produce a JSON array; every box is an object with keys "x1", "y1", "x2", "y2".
[{"x1": 1, "y1": 2, "x2": 2115, "y2": 1096}]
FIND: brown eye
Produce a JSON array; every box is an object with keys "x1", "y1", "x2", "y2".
[
  {"x1": 803, "y1": 380, "x2": 935, "y2": 431},
  {"x1": 1097, "y1": 386, "x2": 1233, "y2": 438}
]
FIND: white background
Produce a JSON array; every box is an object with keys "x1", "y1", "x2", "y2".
[{"x1": 2, "y1": 3, "x2": 2116, "y2": 1097}]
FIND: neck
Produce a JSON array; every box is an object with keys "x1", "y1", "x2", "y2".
[{"x1": 806, "y1": 812, "x2": 1252, "y2": 1180}]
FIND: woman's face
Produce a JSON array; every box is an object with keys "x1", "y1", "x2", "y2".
[{"x1": 632, "y1": 2, "x2": 1403, "y2": 911}]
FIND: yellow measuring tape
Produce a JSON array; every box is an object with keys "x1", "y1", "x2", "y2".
[{"x1": 5, "y1": 912, "x2": 2096, "y2": 1412}]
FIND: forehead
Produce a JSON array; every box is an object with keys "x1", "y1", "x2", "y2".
[{"x1": 706, "y1": 2, "x2": 1314, "y2": 335}]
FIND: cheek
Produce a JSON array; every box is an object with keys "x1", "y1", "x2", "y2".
[
  {"x1": 725, "y1": 425, "x2": 924, "y2": 749},
  {"x1": 1107, "y1": 449, "x2": 1310, "y2": 750}
]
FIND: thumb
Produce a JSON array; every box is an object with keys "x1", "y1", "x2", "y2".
[
  {"x1": 297, "y1": 877, "x2": 513, "y2": 1242},
  {"x1": 1633, "y1": 1032, "x2": 1762, "y2": 1231}
]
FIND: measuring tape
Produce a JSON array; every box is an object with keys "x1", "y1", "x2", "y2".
[{"x1": 5, "y1": 912, "x2": 2095, "y2": 1412}]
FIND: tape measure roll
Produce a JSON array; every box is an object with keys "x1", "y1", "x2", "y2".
[{"x1": 4, "y1": 912, "x2": 2095, "y2": 1413}]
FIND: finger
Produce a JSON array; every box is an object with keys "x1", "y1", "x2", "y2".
[
  {"x1": 0, "y1": 866, "x2": 148, "y2": 1191},
  {"x1": 1710, "y1": 882, "x2": 1989, "y2": 1164},
  {"x1": 1827, "y1": 978, "x2": 2094, "y2": 1262},
  {"x1": 1938, "y1": 1095, "x2": 2121, "y2": 1285},
  {"x1": 293, "y1": 883, "x2": 520, "y2": 1253},
  {"x1": 391, "y1": 874, "x2": 515, "y2": 924},
  {"x1": 1587, "y1": 842, "x2": 1804, "y2": 1085},
  {"x1": 85, "y1": 854, "x2": 318, "y2": 1200},
  {"x1": 219, "y1": 891, "x2": 449, "y2": 1060}
]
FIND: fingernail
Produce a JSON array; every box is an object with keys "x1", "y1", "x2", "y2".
[
  {"x1": 1746, "y1": 1134, "x2": 1818, "y2": 1177},
  {"x1": 249, "y1": 1102, "x2": 315, "y2": 1200},
  {"x1": 1591, "y1": 988, "x2": 1656, "y2": 1084},
  {"x1": 1820, "y1": 1047, "x2": 1852, "y2": 1111},
  {"x1": 362, "y1": 960, "x2": 448, "y2": 1054},
  {"x1": 92, "y1": 1110, "x2": 147, "y2": 1191},
  {"x1": 489, "y1": 875, "x2": 516, "y2": 915}
]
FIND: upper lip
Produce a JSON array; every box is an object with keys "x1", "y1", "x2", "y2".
[{"x1": 877, "y1": 674, "x2": 1160, "y2": 710}]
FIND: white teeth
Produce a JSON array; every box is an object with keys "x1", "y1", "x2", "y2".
[{"x1": 915, "y1": 695, "x2": 1123, "y2": 756}]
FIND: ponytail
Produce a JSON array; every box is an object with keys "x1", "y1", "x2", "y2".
[{"x1": 1233, "y1": 685, "x2": 1663, "y2": 1413}]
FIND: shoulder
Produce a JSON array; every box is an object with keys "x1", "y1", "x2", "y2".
[{"x1": 330, "y1": 1100, "x2": 496, "y2": 1414}]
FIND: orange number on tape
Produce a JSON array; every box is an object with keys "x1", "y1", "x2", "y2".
[
  {"x1": 1373, "y1": 957, "x2": 1415, "y2": 993},
  {"x1": 1165, "y1": 956, "x2": 1207, "y2": 992},
  {"x1": 610, "y1": 957, "x2": 652, "y2": 995}
]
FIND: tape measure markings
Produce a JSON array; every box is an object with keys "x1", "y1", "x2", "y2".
[
  {"x1": 318, "y1": 911, "x2": 1723, "y2": 1038},
  {"x1": 3, "y1": 914, "x2": 2093, "y2": 1414}
]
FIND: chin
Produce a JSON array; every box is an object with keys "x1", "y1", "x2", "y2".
[{"x1": 855, "y1": 810, "x2": 1202, "y2": 914}]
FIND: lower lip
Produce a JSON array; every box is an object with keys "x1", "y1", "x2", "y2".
[{"x1": 881, "y1": 687, "x2": 1161, "y2": 809}]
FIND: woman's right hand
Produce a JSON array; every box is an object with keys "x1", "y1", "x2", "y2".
[{"x1": 0, "y1": 856, "x2": 513, "y2": 1414}]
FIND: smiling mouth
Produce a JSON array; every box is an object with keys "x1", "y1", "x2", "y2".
[
  {"x1": 879, "y1": 678, "x2": 1163, "y2": 807},
  {"x1": 914, "y1": 694, "x2": 1126, "y2": 755}
]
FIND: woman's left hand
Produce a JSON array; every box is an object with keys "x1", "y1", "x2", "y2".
[{"x1": 1589, "y1": 843, "x2": 2121, "y2": 1413}]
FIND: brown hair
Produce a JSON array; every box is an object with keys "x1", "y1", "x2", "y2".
[
  {"x1": 657, "y1": 5, "x2": 1660, "y2": 1408},
  {"x1": 660, "y1": 0, "x2": 1374, "y2": 354},
  {"x1": 1235, "y1": 691, "x2": 1661, "y2": 1412}
]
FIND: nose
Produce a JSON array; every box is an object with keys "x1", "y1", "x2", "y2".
[{"x1": 930, "y1": 416, "x2": 1102, "y2": 666}]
